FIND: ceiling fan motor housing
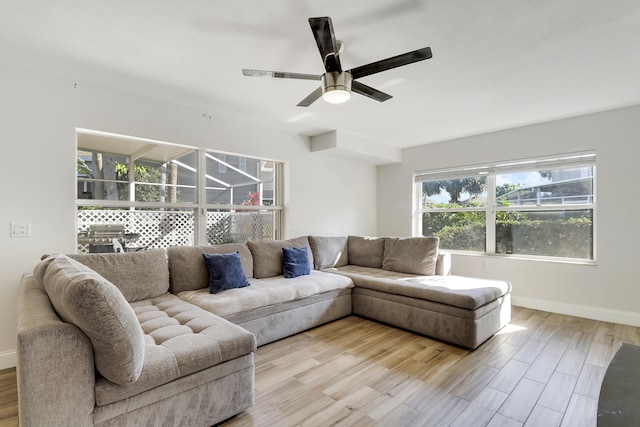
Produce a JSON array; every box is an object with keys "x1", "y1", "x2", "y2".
[{"x1": 322, "y1": 71, "x2": 353, "y2": 103}]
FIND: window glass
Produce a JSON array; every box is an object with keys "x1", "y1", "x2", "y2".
[
  {"x1": 422, "y1": 211, "x2": 486, "y2": 252},
  {"x1": 76, "y1": 149, "x2": 197, "y2": 203},
  {"x1": 496, "y1": 209, "x2": 593, "y2": 258},
  {"x1": 77, "y1": 207, "x2": 195, "y2": 253},
  {"x1": 422, "y1": 177, "x2": 488, "y2": 208},
  {"x1": 166, "y1": 152, "x2": 197, "y2": 204},
  {"x1": 76, "y1": 132, "x2": 283, "y2": 253},
  {"x1": 495, "y1": 166, "x2": 594, "y2": 258},
  {"x1": 421, "y1": 176, "x2": 487, "y2": 252},
  {"x1": 77, "y1": 151, "x2": 129, "y2": 200},
  {"x1": 415, "y1": 154, "x2": 595, "y2": 261},
  {"x1": 496, "y1": 167, "x2": 594, "y2": 206},
  {"x1": 205, "y1": 154, "x2": 274, "y2": 206},
  {"x1": 207, "y1": 209, "x2": 277, "y2": 244}
]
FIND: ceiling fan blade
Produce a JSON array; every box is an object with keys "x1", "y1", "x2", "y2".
[
  {"x1": 308, "y1": 17, "x2": 342, "y2": 73},
  {"x1": 349, "y1": 47, "x2": 432, "y2": 80},
  {"x1": 352, "y1": 81, "x2": 392, "y2": 102},
  {"x1": 297, "y1": 87, "x2": 323, "y2": 107},
  {"x1": 242, "y1": 69, "x2": 321, "y2": 81}
]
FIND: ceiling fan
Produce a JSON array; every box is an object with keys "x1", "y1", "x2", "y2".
[{"x1": 242, "y1": 16, "x2": 433, "y2": 107}]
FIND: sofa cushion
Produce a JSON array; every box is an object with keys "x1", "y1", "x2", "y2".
[
  {"x1": 329, "y1": 264, "x2": 511, "y2": 310},
  {"x1": 69, "y1": 249, "x2": 169, "y2": 302},
  {"x1": 178, "y1": 270, "x2": 354, "y2": 318},
  {"x1": 247, "y1": 237, "x2": 314, "y2": 279},
  {"x1": 167, "y1": 244, "x2": 253, "y2": 293},
  {"x1": 283, "y1": 247, "x2": 311, "y2": 278},
  {"x1": 95, "y1": 293, "x2": 256, "y2": 406},
  {"x1": 203, "y1": 252, "x2": 250, "y2": 294},
  {"x1": 348, "y1": 236, "x2": 386, "y2": 268},
  {"x1": 36, "y1": 255, "x2": 145, "y2": 385},
  {"x1": 308, "y1": 236, "x2": 349, "y2": 269},
  {"x1": 382, "y1": 236, "x2": 439, "y2": 275}
]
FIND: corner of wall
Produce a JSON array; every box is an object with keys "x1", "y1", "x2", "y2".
[{"x1": 0, "y1": 350, "x2": 16, "y2": 370}]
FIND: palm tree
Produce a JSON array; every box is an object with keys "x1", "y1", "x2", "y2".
[{"x1": 423, "y1": 177, "x2": 486, "y2": 204}]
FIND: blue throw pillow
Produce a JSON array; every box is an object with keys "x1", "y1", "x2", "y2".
[
  {"x1": 282, "y1": 247, "x2": 310, "y2": 278},
  {"x1": 202, "y1": 252, "x2": 250, "y2": 294}
]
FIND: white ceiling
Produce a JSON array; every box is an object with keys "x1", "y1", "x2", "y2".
[{"x1": 2, "y1": 0, "x2": 640, "y2": 149}]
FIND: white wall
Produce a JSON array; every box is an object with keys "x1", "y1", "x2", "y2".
[
  {"x1": 0, "y1": 63, "x2": 378, "y2": 368},
  {"x1": 378, "y1": 105, "x2": 640, "y2": 327}
]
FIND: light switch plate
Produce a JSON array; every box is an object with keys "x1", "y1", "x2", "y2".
[{"x1": 10, "y1": 222, "x2": 31, "y2": 237}]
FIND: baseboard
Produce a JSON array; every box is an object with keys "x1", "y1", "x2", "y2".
[
  {"x1": 512, "y1": 296, "x2": 640, "y2": 327},
  {"x1": 0, "y1": 350, "x2": 16, "y2": 370}
]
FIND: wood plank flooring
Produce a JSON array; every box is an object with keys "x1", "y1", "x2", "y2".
[
  {"x1": 0, "y1": 368, "x2": 17, "y2": 427},
  {"x1": 1, "y1": 306, "x2": 638, "y2": 426}
]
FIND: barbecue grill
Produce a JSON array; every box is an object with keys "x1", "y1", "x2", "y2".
[{"x1": 78, "y1": 224, "x2": 140, "y2": 253}]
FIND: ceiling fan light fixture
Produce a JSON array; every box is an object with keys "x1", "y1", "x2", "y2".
[{"x1": 322, "y1": 72, "x2": 352, "y2": 104}]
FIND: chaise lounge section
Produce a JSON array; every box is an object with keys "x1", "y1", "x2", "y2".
[{"x1": 309, "y1": 235, "x2": 511, "y2": 349}]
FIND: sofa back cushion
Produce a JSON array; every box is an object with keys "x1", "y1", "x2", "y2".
[
  {"x1": 308, "y1": 236, "x2": 349, "y2": 269},
  {"x1": 247, "y1": 236, "x2": 314, "y2": 279},
  {"x1": 69, "y1": 249, "x2": 169, "y2": 302},
  {"x1": 167, "y1": 243, "x2": 253, "y2": 293},
  {"x1": 382, "y1": 236, "x2": 439, "y2": 275},
  {"x1": 348, "y1": 236, "x2": 386, "y2": 268},
  {"x1": 36, "y1": 255, "x2": 145, "y2": 385}
]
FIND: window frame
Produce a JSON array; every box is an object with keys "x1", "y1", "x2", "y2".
[
  {"x1": 414, "y1": 151, "x2": 596, "y2": 263},
  {"x1": 76, "y1": 130, "x2": 283, "y2": 251}
]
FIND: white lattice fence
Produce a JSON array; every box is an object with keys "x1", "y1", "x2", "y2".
[
  {"x1": 230, "y1": 212, "x2": 274, "y2": 242},
  {"x1": 206, "y1": 211, "x2": 274, "y2": 243},
  {"x1": 77, "y1": 210, "x2": 194, "y2": 253},
  {"x1": 77, "y1": 209, "x2": 274, "y2": 252}
]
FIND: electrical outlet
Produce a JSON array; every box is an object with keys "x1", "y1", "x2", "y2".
[{"x1": 10, "y1": 222, "x2": 31, "y2": 237}]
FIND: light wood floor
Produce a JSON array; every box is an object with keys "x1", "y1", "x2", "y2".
[
  {"x1": 2, "y1": 307, "x2": 638, "y2": 426},
  {"x1": 0, "y1": 367, "x2": 17, "y2": 427}
]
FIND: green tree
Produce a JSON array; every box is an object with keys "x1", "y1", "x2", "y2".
[
  {"x1": 115, "y1": 163, "x2": 161, "y2": 202},
  {"x1": 423, "y1": 177, "x2": 486, "y2": 204},
  {"x1": 496, "y1": 183, "x2": 522, "y2": 198},
  {"x1": 77, "y1": 157, "x2": 93, "y2": 177}
]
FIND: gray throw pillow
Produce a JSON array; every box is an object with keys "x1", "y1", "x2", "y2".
[
  {"x1": 247, "y1": 237, "x2": 313, "y2": 279},
  {"x1": 348, "y1": 236, "x2": 386, "y2": 268},
  {"x1": 382, "y1": 236, "x2": 439, "y2": 275},
  {"x1": 308, "y1": 236, "x2": 349, "y2": 269},
  {"x1": 70, "y1": 249, "x2": 169, "y2": 302},
  {"x1": 38, "y1": 255, "x2": 145, "y2": 385}
]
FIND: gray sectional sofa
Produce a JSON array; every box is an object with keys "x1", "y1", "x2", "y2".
[{"x1": 17, "y1": 235, "x2": 511, "y2": 426}]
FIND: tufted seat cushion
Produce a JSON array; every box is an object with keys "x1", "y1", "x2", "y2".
[{"x1": 95, "y1": 294, "x2": 256, "y2": 406}]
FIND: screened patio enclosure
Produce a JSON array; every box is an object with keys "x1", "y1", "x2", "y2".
[{"x1": 76, "y1": 129, "x2": 283, "y2": 253}]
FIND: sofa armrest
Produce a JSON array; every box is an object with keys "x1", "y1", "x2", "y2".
[
  {"x1": 17, "y1": 274, "x2": 95, "y2": 427},
  {"x1": 435, "y1": 252, "x2": 451, "y2": 276}
]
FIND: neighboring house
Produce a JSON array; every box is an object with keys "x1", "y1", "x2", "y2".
[{"x1": 498, "y1": 173, "x2": 594, "y2": 206}]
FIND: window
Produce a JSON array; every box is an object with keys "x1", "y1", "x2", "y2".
[
  {"x1": 218, "y1": 154, "x2": 227, "y2": 173},
  {"x1": 76, "y1": 130, "x2": 283, "y2": 253},
  {"x1": 415, "y1": 152, "x2": 596, "y2": 261}
]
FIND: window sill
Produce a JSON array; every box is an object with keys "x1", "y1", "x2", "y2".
[{"x1": 444, "y1": 250, "x2": 597, "y2": 266}]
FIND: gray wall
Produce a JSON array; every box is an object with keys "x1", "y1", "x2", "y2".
[
  {"x1": 0, "y1": 62, "x2": 378, "y2": 368},
  {"x1": 378, "y1": 105, "x2": 640, "y2": 326}
]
